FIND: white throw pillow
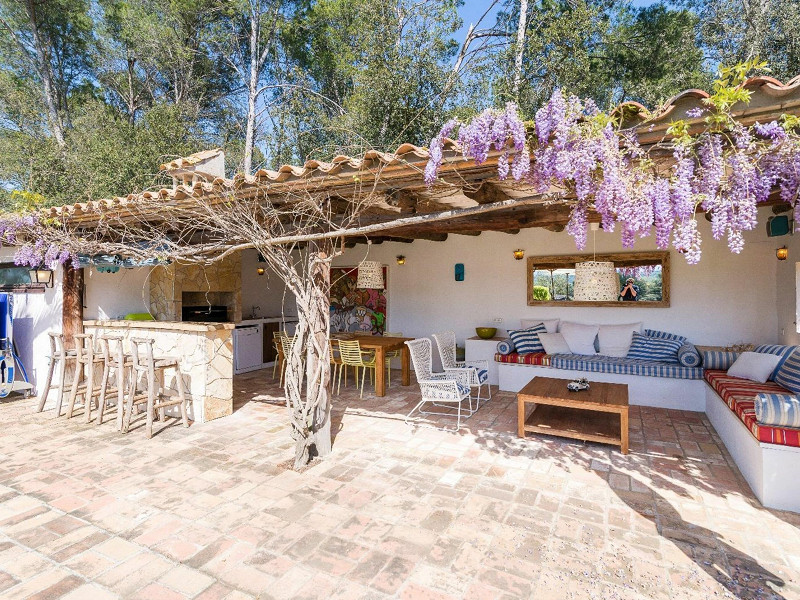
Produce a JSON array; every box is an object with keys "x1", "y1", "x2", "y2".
[
  {"x1": 520, "y1": 318, "x2": 559, "y2": 334},
  {"x1": 558, "y1": 321, "x2": 599, "y2": 355},
  {"x1": 598, "y1": 322, "x2": 643, "y2": 358},
  {"x1": 538, "y1": 333, "x2": 571, "y2": 355},
  {"x1": 727, "y1": 352, "x2": 782, "y2": 383}
]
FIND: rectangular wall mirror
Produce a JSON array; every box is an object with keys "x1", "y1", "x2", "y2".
[{"x1": 527, "y1": 251, "x2": 670, "y2": 307}]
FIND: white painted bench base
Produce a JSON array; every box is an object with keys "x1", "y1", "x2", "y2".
[
  {"x1": 497, "y1": 363, "x2": 706, "y2": 412},
  {"x1": 705, "y1": 386, "x2": 800, "y2": 513}
]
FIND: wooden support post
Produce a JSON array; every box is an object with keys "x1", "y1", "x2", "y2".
[{"x1": 62, "y1": 266, "x2": 84, "y2": 348}]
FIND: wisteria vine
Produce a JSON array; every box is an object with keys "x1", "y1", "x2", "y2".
[{"x1": 424, "y1": 62, "x2": 800, "y2": 264}]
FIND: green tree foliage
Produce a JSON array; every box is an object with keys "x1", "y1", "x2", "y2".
[{"x1": 1, "y1": 0, "x2": 800, "y2": 209}]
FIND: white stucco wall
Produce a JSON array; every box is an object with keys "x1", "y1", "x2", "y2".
[
  {"x1": 240, "y1": 248, "x2": 297, "y2": 319},
  {"x1": 334, "y1": 207, "x2": 780, "y2": 347},
  {"x1": 775, "y1": 224, "x2": 800, "y2": 345},
  {"x1": 0, "y1": 248, "x2": 63, "y2": 390},
  {"x1": 83, "y1": 265, "x2": 153, "y2": 320}
]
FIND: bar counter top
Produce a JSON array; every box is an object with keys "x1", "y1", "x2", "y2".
[{"x1": 83, "y1": 319, "x2": 235, "y2": 332}]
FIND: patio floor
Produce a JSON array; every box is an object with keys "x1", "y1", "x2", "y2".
[{"x1": 1, "y1": 368, "x2": 799, "y2": 600}]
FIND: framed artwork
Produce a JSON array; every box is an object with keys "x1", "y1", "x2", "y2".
[{"x1": 330, "y1": 266, "x2": 388, "y2": 334}]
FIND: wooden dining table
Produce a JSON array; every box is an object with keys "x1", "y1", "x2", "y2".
[{"x1": 332, "y1": 334, "x2": 413, "y2": 397}]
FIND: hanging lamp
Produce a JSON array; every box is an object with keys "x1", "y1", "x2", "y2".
[
  {"x1": 356, "y1": 241, "x2": 384, "y2": 289},
  {"x1": 573, "y1": 224, "x2": 619, "y2": 301}
]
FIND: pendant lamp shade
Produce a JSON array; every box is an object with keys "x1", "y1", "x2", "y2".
[
  {"x1": 356, "y1": 261, "x2": 384, "y2": 289},
  {"x1": 573, "y1": 261, "x2": 618, "y2": 301}
]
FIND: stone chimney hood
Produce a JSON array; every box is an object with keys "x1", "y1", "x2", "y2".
[{"x1": 161, "y1": 148, "x2": 226, "y2": 189}]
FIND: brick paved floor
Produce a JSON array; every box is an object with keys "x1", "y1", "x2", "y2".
[{"x1": 1, "y1": 368, "x2": 799, "y2": 599}]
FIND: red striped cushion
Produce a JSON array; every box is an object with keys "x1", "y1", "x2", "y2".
[
  {"x1": 704, "y1": 370, "x2": 800, "y2": 447},
  {"x1": 494, "y1": 352, "x2": 551, "y2": 366}
]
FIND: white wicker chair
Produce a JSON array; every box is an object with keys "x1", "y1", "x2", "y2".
[
  {"x1": 433, "y1": 331, "x2": 491, "y2": 408},
  {"x1": 404, "y1": 338, "x2": 473, "y2": 430}
]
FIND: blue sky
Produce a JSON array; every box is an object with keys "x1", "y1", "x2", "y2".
[{"x1": 456, "y1": 0, "x2": 663, "y2": 41}]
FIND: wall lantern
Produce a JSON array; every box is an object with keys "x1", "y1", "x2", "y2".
[
  {"x1": 513, "y1": 249, "x2": 525, "y2": 260},
  {"x1": 256, "y1": 267, "x2": 266, "y2": 276},
  {"x1": 396, "y1": 255, "x2": 406, "y2": 265},
  {"x1": 777, "y1": 246, "x2": 789, "y2": 261},
  {"x1": 28, "y1": 267, "x2": 54, "y2": 288}
]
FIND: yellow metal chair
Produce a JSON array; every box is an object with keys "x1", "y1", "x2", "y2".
[
  {"x1": 383, "y1": 332, "x2": 404, "y2": 388},
  {"x1": 329, "y1": 339, "x2": 344, "y2": 393},
  {"x1": 338, "y1": 340, "x2": 377, "y2": 398},
  {"x1": 272, "y1": 331, "x2": 285, "y2": 380}
]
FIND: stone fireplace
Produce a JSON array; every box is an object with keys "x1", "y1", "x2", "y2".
[{"x1": 149, "y1": 253, "x2": 242, "y2": 322}]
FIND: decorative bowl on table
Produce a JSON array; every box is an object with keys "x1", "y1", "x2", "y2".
[{"x1": 475, "y1": 327, "x2": 497, "y2": 339}]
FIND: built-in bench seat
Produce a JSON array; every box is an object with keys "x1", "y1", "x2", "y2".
[{"x1": 704, "y1": 369, "x2": 800, "y2": 448}]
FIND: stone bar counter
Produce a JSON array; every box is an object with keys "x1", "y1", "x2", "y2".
[{"x1": 83, "y1": 320, "x2": 234, "y2": 423}]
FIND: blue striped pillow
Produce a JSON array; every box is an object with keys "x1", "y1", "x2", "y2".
[
  {"x1": 627, "y1": 331, "x2": 682, "y2": 362},
  {"x1": 774, "y1": 349, "x2": 800, "y2": 394},
  {"x1": 644, "y1": 329, "x2": 687, "y2": 343},
  {"x1": 754, "y1": 392, "x2": 800, "y2": 427},
  {"x1": 702, "y1": 350, "x2": 740, "y2": 370},
  {"x1": 507, "y1": 323, "x2": 547, "y2": 354},
  {"x1": 496, "y1": 340, "x2": 514, "y2": 355},
  {"x1": 754, "y1": 344, "x2": 798, "y2": 380},
  {"x1": 677, "y1": 343, "x2": 701, "y2": 367}
]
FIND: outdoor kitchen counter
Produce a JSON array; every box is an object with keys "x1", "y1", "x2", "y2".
[{"x1": 84, "y1": 319, "x2": 234, "y2": 423}]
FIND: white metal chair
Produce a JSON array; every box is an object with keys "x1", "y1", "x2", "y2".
[
  {"x1": 433, "y1": 331, "x2": 491, "y2": 409},
  {"x1": 404, "y1": 338, "x2": 473, "y2": 430}
]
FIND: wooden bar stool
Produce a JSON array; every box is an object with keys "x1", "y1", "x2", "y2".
[
  {"x1": 95, "y1": 335, "x2": 131, "y2": 429},
  {"x1": 123, "y1": 338, "x2": 189, "y2": 438},
  {"x1": 37, "y1": 332, "x2": 77, "y2": 416},
  {"x1": 66, "y1": 334, "x2": 104, "y2": 421}
]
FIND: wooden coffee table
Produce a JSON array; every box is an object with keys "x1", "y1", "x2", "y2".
[{"x1": 517, "y1": 376, "x2": 629, "y2": 453}]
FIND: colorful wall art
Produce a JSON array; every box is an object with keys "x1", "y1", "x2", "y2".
[{"x1": 330, "y1": 266, "x2": 388, "y2": 334}]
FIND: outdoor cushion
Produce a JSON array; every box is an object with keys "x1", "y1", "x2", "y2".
[
  {"x1": 704, "y1": 370, "x2": 800, "y2": 447},
  {"x1": 727, "y1": 352, "x2": 781, "y2": 384},
  {"x1": 701, "y1": 350, "x2": 740, "y2": 370},
  {"x1": 598, "y1": 322, "x2": 642, "y2": 357},
  {"x1": 496, "y1": 340, "x2": 514, "y2": 355},
  {"x1": 494, "y1": 352, "x2": 551, "y2": 366},
  {"x1": 559, "y1": 321, "x2": 599, "y2": 355},
  {"x1": 508, "y1": 323, "x2": 547, "y2": 354},
  {"x1": 425, "y1": 380, "x2": 471, "y2": 399},
  {"x1": 677, "y1": 343, "x2": 701, "y2": 367},
  {"x1": 476, "y1": 369, "x2": 488, "y2": 383},
  {"x1": 626, "y1": 331, "x2": 682, "y2": 363},
  {"x1": 754, "y1": 344, "x2": 798, "y2": 380},
  {"x1": 754, "y1": 393, "x2": 800, "y2": 428},
  {"x1": 774, "y1": 348, "x2": 800, "y2": 394},
  {"x1": 550, "y1": 354, "x2": 703, "y2": 379},
  {"x1": 520, "y1": 318, "x2": 559, "y2": 333},
  {"x1": 538, "y1": 332, "x2": 571, "y2": 355},
  {"x1": 644, "y1": 329, "x2": 687, "y2": 343}
]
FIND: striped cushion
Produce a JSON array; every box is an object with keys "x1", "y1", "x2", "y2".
[
  {"x1": 644, "y1": 329, "x2": 686, "y2": 343},
  {"x1": 507, "y1": 323, "x2": 547, "y2": 354},
  {"x1": 476, "y1": 369, "x2": 488, "y2": 383},
  {"x1": 755, "y1": 344, "x2": 799, "y2": 381},
  {"x1": 677, "y1": 343, "x2": 701, "y2": 367},
  {"x1": 626, "y1": 332, "x2": 682, "y2": 363},
  {"x1": 551, "y1": 354, "x2": 703, "y2": 379},
  {"x1": 774, "y1": 348, "x2": 800, "y2": 394},
  {"x1": 701, "y1": 350, "x2": 740, "y2": 370},
  {"x1": 494, "y1": 352, "x2": 551, "y2": 366},
  {"x1": 704, "y1": 370, "x2": 800, "y2": 447},
  {"x1": 754, "y1": 393, "x2": 800, "y2": 427},
  {"x1": 496, "y1": 340, "x2": 514, "y2": 355}
]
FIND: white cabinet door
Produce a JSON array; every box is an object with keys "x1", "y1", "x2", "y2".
[{"x1": 234, "y1": 325, "x2": 263, "y2": 374}]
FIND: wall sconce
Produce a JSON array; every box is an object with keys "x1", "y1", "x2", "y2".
[
  {"x1": 513, "y1": 249, "x2": 525, "y2": 260},
  {"x1": 777, "y1": 246, "x2": 789, "y2": 261},
  {"x1": 396, "y1": 255, "x2": 406, "y2": 265},
  {"x1": 256, "y1": 267, "x2": 266, "y2": 276},
  {"x1": 28, "y1": 267, "x2": 54, "y2": 288}
]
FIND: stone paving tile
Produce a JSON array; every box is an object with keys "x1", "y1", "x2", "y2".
[{"x1": 0, "y1": 370, "x2": 798, "y2": 599}]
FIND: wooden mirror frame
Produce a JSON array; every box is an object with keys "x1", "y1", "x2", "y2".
[{"x1": 527, "y1": 251, "x2": 670, "y2": 307}]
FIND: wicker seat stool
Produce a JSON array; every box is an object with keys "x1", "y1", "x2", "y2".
[
  {"x1": 36, "y1": 332, "x2": 77, "y2": 416},
  {"x1": 94, "y1": 335, "x2": 132, "y2": 429},
  {"x1": 65, "y1": 334, "x2": 105, "y2": 421},
  {"x1": 123, "y1": 338, "x2": 189, "y2": 438}
]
